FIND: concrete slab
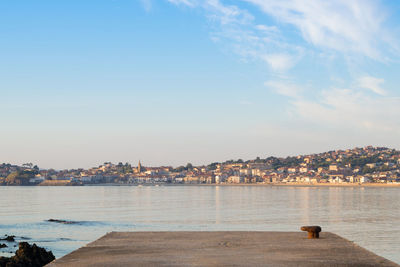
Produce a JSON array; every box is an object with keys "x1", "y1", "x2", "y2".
[{"x1": 48, "y1": 231, "x2": 399, "y2": 267}]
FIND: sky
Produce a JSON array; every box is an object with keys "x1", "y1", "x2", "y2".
[{"x1": 1, "y1": 0, "x2": 400, "y2": 169}]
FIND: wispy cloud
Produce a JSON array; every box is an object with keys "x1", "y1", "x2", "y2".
[
  {"x1": 267, "y1": 79, "x2": 400, "y2": 133},
  {"x1": 262, "y1": 53, "x2": 296, "y2": 72},
  {"x1": 140, "y1": 0, "x2": 152, "y2": 12},
  {"x1": 167, "y1": 0, "x2": 197, "y2": 7},
  {"x1": 298, "y1": 90, "x2": 400, "y2": 132},
  {"x1": 255, "y1": 24, "x2": 278, "y2": 33},
  {"x1": 244, "y1": 0, "x2": 396, "y2": 61},
  {"x1": 167, "y1": 0, "x2": 302, "y2": 73},
  {"x1": 264, "y1": 80, "x2": 302, "y2": 98},
  {"x1": 167, "y1": 0, "x2": 398, "y2": 67},
  {"x1": 205, "y1": 0, "x2": 253, "y2": 25},
  {"x1": 357, "y1": 76, "x2": 386, "y2": 95},
  {"x1": 167, "y1": 0, "x2": 400, "y2": 136}
]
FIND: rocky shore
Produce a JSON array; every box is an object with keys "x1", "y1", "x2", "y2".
[
  {"x1": 0, "y1": 235, "x2": 15, "y2": 242},
  {"x1": 0, "y1": 234, "x2": 54, "y2": 267}
]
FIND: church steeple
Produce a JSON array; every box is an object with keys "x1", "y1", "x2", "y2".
[{"x1": 138, "y1": 161, "x2": 142, "y2": 173}]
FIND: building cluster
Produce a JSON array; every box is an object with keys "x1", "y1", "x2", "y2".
[{"x1": 2, "y1": 146, "x2": 400, "y2": 185}]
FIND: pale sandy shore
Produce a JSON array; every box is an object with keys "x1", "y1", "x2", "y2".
[{"x1": 48, "y1": 231, "x2": 399, "y2": 267}]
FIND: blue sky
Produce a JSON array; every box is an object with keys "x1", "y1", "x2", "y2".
[{"x1": 1, "y1": 0, "x2": 400, "y2": 169}]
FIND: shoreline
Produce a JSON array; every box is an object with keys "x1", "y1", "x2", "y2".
[
  {"x1": 182, "y1": 183, "x2": 400, "y2": 187},
  {"x1": 85, "y1": 182, "x2": 400, "y2": 188},
  {"x1": 2, "y1": 183, "x2": 400, "y2": 188}
]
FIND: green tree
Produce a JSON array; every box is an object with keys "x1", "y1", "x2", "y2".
[
  {"x1": 186, "y1": 163, "x2": 193, "y2": 170},
  {"x1": 207, "y1": 162, "x2": 219, "y2": 170}
]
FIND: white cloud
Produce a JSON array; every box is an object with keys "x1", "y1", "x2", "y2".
[
  {"x1": 205, "y1": 0, "x2": 253, "y2": 25},
  {"x1": 255, "y1": 24, "x2": 278, "y2": 33},
  {"x1": 244, "y1": 0, "x2": 394, "y2": 60},
  {"x1": 140, "y1": 0, "x2": 152, "y2": 11},
  {"x1": 264, "y1": 80, "x2": 302, "y2": 98},
  {"x1": 357, "y1": 76, "x2": 386, "y2": 95},
  {"x1": 167, "y1": 0, "x2": 398, "y2": 66},
  {"x1": 262, "y1": 53, "x2": 295, "y2": 72},
  {"x1": 165, "y1": 0, "x2": 400, "y2": 148},
  {"x1": 269, "y1": 81, "x2": 400, "y2": 133},
  {"x1": 167, "y1": 0, "x2": 302, "y2": 73},
  {"x1": 167, "y1": 0, "x2": 197, "y2": 7}
]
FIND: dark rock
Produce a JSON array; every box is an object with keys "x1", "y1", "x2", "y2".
[
  {"x1": 59, "y1": 238, "x2": 72, "y2": 241},
  {"x1": 0, "y1": 242, "x2": 55, "y2": 267},
  {"x1": 301, "y1": 225, "x2": 322, "y2": 239},
  {"x1": 47, "y1": 219, "x2": 76, "y2": 224},
  {"x1": 0, "y1": 235, "x2": 15, "y2": 242},
  {"x1": 0, "y1": 244, "x2": 7, "y2": 248},
  {"x1": 0, "y1": 257, "x2": 9, "y2": 267}
]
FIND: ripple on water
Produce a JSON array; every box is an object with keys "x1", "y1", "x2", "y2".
[{"x1": 0, "y1": 186, "x2": 399, "y2": 263}]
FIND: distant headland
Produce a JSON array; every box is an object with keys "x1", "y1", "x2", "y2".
[{"x1": 1, "y1": 146, "x2": 400, "y2": 186}]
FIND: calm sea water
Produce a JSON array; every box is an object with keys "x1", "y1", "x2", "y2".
[{"x1": 0, "y1": 186, "x2": 399, "y2": 263}]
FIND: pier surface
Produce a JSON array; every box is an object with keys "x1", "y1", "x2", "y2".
[{"x1": 48, "y1": 231, "x2": 399, "y2": 267}]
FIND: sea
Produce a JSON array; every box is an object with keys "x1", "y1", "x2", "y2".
[{"x1": 0, "y1": 185, "x2": 399, "y2": 264}]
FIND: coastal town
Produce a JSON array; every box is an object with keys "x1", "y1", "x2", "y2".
[{"x1": 1, "y1": 146, "x2": 400, "y2": 186}]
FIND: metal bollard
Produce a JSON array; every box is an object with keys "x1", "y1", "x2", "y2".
[{"x1": 301, "y1": 226, "x2": 322, "y2": 239}]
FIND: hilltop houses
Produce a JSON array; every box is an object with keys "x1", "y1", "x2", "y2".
[{"x1": 2, "y1": 146, "x2": 400, "y2": 186}]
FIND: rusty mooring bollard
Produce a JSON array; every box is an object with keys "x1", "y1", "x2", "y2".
[{"x1": 301, "y1": 226, "x2": 321, "y2": 239}]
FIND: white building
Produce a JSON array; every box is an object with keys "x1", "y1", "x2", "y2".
[
  {"x1": 251, "y1": 169, "x2": 263, "y2": 177},
  {"x1": 29, "y1": 176, "x2": 45, "y2": 183},
  {"x1": 360, "y1": 176, "x2": 370, "y2": 183}
]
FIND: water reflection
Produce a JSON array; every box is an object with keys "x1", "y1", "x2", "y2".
[{"x1": 215, "y1": 186, "x2": 220, "y2": 224}]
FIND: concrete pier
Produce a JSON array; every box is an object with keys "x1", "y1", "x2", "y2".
[{"x1": 48, "y1": 231, "x2": 399, "y2": 267}]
